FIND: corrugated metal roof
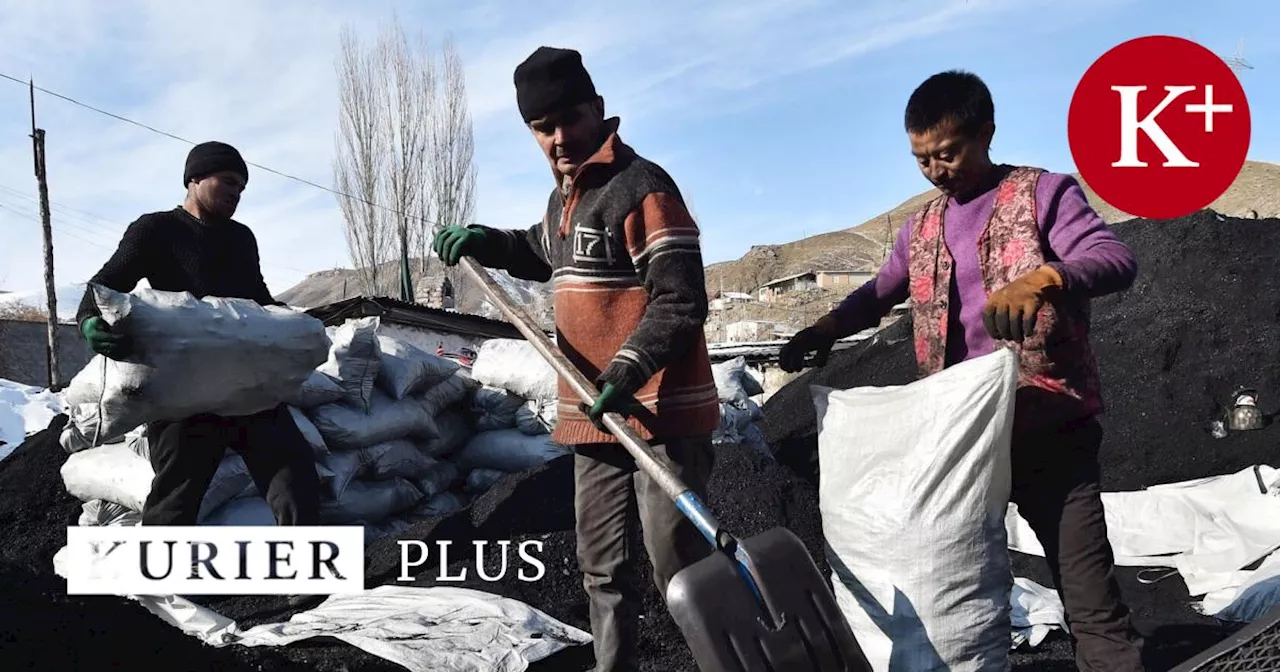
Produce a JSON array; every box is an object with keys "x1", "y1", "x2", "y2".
[{"x1": 305, "y1": 296, "x2": 528, "y2": 340}]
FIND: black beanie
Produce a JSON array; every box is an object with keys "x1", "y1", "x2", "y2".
[
  {"x1": 513, "y1": 47, "x2": 598, "y2": 123},
  {"x1": 183, "y1": 141, "x2": 248, "y2": 188}
]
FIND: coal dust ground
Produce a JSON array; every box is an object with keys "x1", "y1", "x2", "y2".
[
  {"x1": 0, "y1": 209, "x2": 1272, "y2": 671},
  {"x1": 763, "y1": 210, "x2": 1280, "y2": 670},
  {"x1": 0, "y1": 414, "x2": 821, "y2": 672}
]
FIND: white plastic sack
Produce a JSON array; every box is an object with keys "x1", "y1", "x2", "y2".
[
  {"x1": 465, "y1": 468, "x2": 507, "y2": 493},
  {"x1": 419, "y1": 373, "x2": 477, "y2": 417},
  {"x1": 61, "y1": 286, "x2": 330, "y2": 447},
  {"x1": 203, "y1": 493, "x2": 278, "y2": 526},
  {"x1": 361, "y1": 439, "x2": 440, "y2": 481},
  {"x1": 515, "y1": 398, "x2": 556, "y2": 435},
  {"x1": 61, "y1": 443, "x2": 153, "y2": 512},
  {"x1": 283, "y1": 371, "x2": 346, "y2": 409},
  {"x1": 471, "y1": 339, "x2": 558, "y2": 401},
  {"x1": 318, "y1": 317, "x2": 382, "y2": 412},
  {"x1": 453, "y1": 429, "x2": 571, "y2": 473},
  {"x1": 318, "y1": 450, "x2": 362, "y2": 499},
  {"x1": 376, "y1": 336, "x2": 459, "y2": 400},
  {"x1": 288, "y1": 406, "x2": 328, "y2": 457},
  {"x1": 413, "y1": 490, "x2": 469, "y2": 518},
  {"x1": 472, "y1": 387, "x2": 526, "y2": 432},
  {"x1": 61, "y1": 443, "x2": 254, "y2": 521},
  {"x1": 320, "y1": 477, "x2": 423, "y2": 525},
  {"x1": 420, "y1": 409, "x2": 473, "y2": 458},
  {"x1": 78, "y1": 499, "x2": 141, "y2": 527},
  {"x1": 415, "y1": 462, "x2": 459, "y2": 500},
  {"x1": 815, "y1": 348, "x2": 1017, "y2": 672},
  {"x1": 308, "y1": 389, "x2": 439, "y2": 451},
  {"x1": 711, "y1": 356, "x2": 764, "y2": 402},
  {"x1": 202, "y1": 454, "x2": 257, "y2": 517}
]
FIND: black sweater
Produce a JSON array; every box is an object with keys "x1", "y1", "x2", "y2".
[{"x1": 76, "y1": 207, "x2": 282, "y2": 326}]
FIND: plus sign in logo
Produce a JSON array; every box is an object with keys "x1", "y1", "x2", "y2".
[{"x1": 1068, "y1": 35, "x2": 1251, "y2": 220}]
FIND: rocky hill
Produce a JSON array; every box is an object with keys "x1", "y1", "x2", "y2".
[
  {"x1": 277, "y1": 255, "x2": 553, "y2": 326},
  {"x1": 706, "y1": 160, "x2": 1280, "y2": 296},
  {"x1": 281, "y1": 160, "x2": 1279, "y2": 336}
]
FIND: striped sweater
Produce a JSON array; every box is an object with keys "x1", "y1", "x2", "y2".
[{"x1": 469, "y1": 118, "x2": 720, "y2": 445}]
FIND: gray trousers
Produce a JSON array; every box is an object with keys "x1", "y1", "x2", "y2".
[{"x1": 573, "y1": 435, "x2": 715, "y2": 672}]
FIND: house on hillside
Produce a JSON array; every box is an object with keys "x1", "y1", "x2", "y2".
[
  {"x1": 756, "y1": 269, "x2": 875, "y2": 303},
  {"x1": 724, "y1": 319, "x2": 788, "y2": 343},
  {"x1": 305, "y1": 296, "x2": 528, "y2": 364},
  {"x1": 709, "y1": 291, "x2": 754, "y2": 311}
]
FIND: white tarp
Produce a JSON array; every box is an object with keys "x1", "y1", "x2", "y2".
[
  {"x1": 1010, "y1": 577, "x2": 1067, "y2": 650},
  {"x1": 60, "y1": 285, "x2": 330, "y2": 447},
  {"x1": 815, "y1": 348, "x2": 1017, "y2": 672},
  {"x1": 50, "y1": 546, "x2": 591, "y2": 670},
  {"x1": 1006, "y1": 464, "x2": 1280, "y2": 620}
]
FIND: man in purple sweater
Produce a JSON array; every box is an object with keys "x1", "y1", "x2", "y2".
[{"x1": 780, "y1": 70, "x2": 1144, "y2": 671}]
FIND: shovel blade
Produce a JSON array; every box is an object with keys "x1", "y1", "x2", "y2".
[{"x1": 667, "y1": 527, "x2": 872, "y2": 672}]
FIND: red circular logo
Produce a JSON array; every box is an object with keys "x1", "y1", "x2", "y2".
[{"x1": 1068, "y1": 35, "x2": 1251, "y2": 220}]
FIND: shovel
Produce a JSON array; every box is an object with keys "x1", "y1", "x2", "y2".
[{"x1": 458, "y1": 257, "x2": 871, "y2": 672}]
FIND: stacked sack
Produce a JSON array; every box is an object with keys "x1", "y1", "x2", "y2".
[
  {"x1": 60, "y1": 313, "x2": 482, "y2": 540},
  {"x1": 293, "y1": 316, "x2": 477, "y2": 535},
  {"x1": 460, "y1": 338, "x2": 570, "y2": 494},
  {"x1": 59, "y1": 302, "x2": 577, "y2": 543},
  {"x1": 711, "y1": 357, "x2": 769, "y2": 456}
]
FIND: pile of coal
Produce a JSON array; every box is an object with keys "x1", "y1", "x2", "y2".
[{"x1": 764, "y1": 211, "x2": 1280, "y2": 493}]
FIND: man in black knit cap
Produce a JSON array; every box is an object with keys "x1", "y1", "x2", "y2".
[
  {"x1": 433, "y1": 47, "x2": 718, "y2": 671},
  {"x1": 76, "y1": 141, "x2": 321, "y2": 535}
]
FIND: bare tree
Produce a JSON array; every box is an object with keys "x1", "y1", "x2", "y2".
[
  {"x1": 427, "y1": 35, "x2": 478, "y2": 302},
  {"x1": 378, "y1": 17, "x2": 434, "y2": 300},
  {"x1": 335, "y1": 18, "x2": 477, "y2": 304},
  {"x1": 334, "y1": 26, "x2": 394, "y2": 296}
]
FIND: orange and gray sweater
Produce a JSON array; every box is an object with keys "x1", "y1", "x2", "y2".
[{"x1": 468, "y1": 119, "x2": 720, "y2": 446}]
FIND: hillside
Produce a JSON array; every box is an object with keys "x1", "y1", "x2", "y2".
[
  {"x1": 277, "y1": 255, "x2": 554, "y2": 326},
  {"x1": 707, "y1": 160, "x2": 1280, "y2": 296}
]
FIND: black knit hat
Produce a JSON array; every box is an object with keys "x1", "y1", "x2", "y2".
[
  {"x1": 183, "y1": 141, "x2": 248, "y2": 188},
  {"x1": 513, "y1": 46, "x2": 598, "y2": 123}
]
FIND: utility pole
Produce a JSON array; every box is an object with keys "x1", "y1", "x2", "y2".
[{"x1": 30, "y1": 79, "x2": 60, "y2": 391}]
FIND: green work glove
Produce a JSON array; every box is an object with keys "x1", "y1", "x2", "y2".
[
  {"x1": 80, "y1": 316, "x2": 132, "y2": 360},
  {"x1": 432, "y1": 225, "x2": 495, "y2": 266},
  {"x1": 579, "y1": 383, "x2": 645, "y2": 432}
]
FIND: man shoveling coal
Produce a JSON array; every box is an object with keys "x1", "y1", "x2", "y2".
[
  {"x1": 433, "y1": 46, "x2": 721, "y2": 671},
  {"x1": 73, "y1": 141, "x2": 322, "y2": 536},
  {"x1": 780, "y1": 70, "x2": 1146, "y2": 671}
]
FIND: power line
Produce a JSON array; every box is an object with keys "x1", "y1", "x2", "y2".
[
  {"x1": 0, "y1": 71, "x2": 446, "y2": 228},
  {"x1": 0, "y1": 183, "x2": 308, "y2": 274}
]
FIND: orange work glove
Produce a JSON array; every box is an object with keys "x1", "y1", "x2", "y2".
[{"x1": 982, "y1": 264, "x2": 1064, "y2": 342}]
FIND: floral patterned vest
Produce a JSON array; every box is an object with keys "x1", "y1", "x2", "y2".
[{"x1": 906, "y1": 166, "x2": 1103, "y2": 429}]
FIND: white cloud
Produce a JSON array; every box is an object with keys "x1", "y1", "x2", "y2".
[{"x1": 0, "y1": 0, "x2": 1117, "y2": 301}]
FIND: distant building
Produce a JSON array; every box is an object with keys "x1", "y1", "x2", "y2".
[
  {"x1": 709, "y1": 291, "x2": 754, "y2": 311},
  {"x1": 725, "y1": 320, "x2": 788, "y2": 343},
  {"x1": 756, "y1": 269, "x2": 875, "y2": 303}
]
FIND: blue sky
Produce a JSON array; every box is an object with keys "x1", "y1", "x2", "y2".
[{"x1": 0, "y1": 0, "x2": 1275, "y2": 306}]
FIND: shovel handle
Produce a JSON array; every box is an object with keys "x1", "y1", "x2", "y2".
[{"x1": 457, "y1": 257, "x2": 729, "y2": 548}]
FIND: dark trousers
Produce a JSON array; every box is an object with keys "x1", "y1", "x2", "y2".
[
  {"x1": 1011, "y1": 416, "x2": 1144, "y2": 672},
  {"x1": 142, "y1": 403, "x2": 321, "y2": 526},
  {"x1": 573, "y1": 435, "x2": 715, "y2": 672}
]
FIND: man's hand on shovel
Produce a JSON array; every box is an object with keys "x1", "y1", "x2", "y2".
[{"x1": 580, "y1": 382, "x2": 646, "y2": 432}]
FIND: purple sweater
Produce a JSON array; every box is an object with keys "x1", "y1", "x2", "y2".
[{"x1": 830, "y1": 168, "x2": 1138, "y2": 365}]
